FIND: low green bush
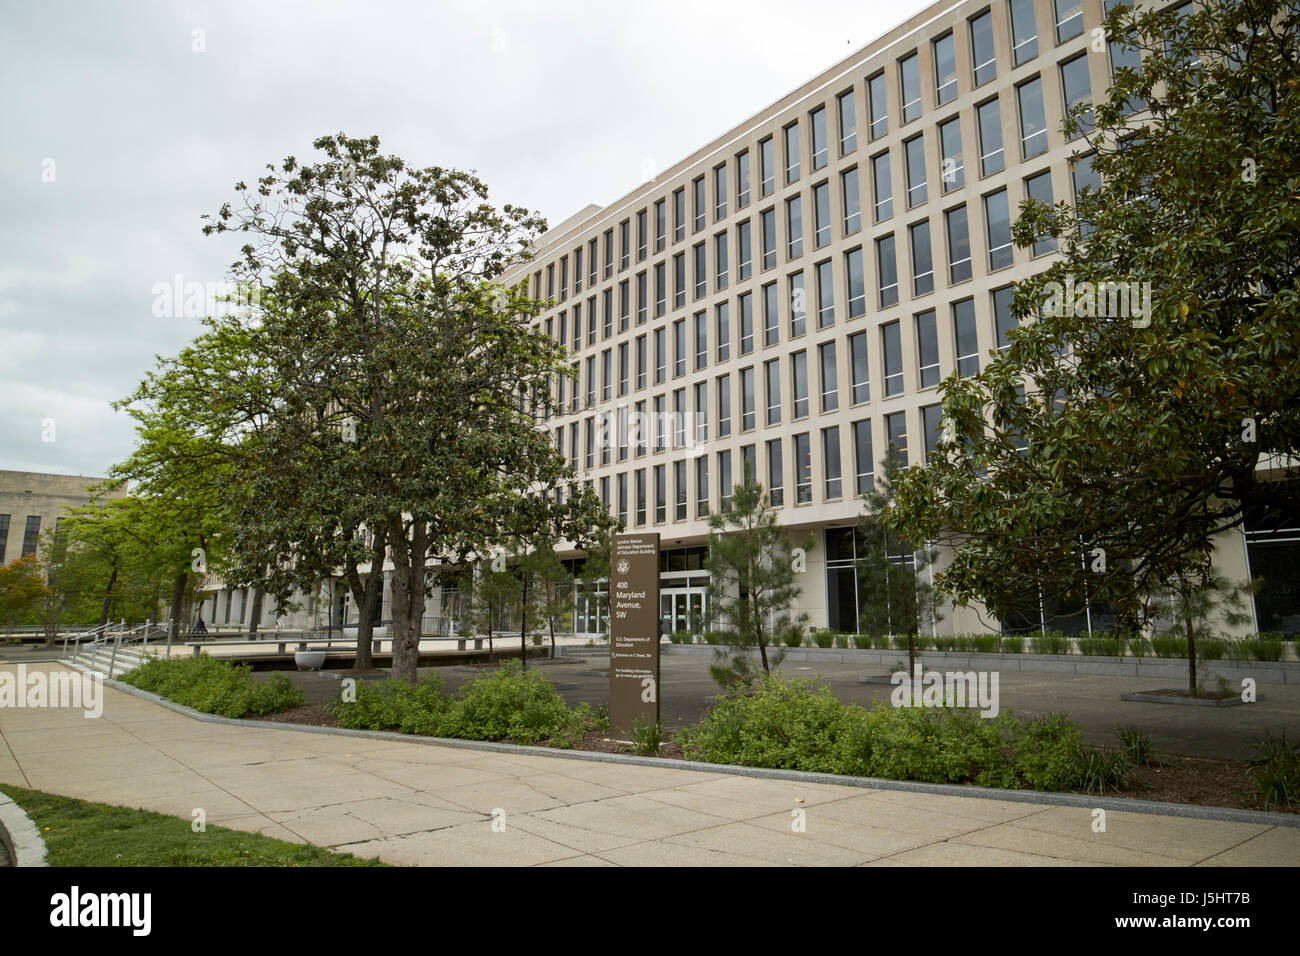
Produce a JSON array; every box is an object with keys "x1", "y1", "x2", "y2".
[
  {"x1": 1013, "y1": 712, "x2": 1085, "y2": 791},
  {"x1": 810, "y1": 628, "x2": 836, "y2": 648},
  {"x1": 1249, "y1": 731, "x2": 1300, "y2": 810},
  {"x1": 870, "y1": 633, "x2": 892, "y2": 650},
  {"x1": 781, "y1": 629, "x2": 805, "y2": 648},
  {"x1": 851, "y1": 633, "x2": 872, "y2": 650},
  {"x1": 120, "y1": 656, "x2": 304, "y2": 719},
  {"x1": 668, "y1": 630, "x2": 692, "y2": 644},
  {"x1": 1117, "y1": 725, "x2": 1157, "y2": 766},
  {"x1": 1078, "y1": 747, "x2": 1133, "y2": 795},
  {"x1": 1198, "y1": 637, "x2": 1226, "y2": 660},
  {"x1": 630, "y1": 719, "x2": 663, "y2": 756},
  {"x1": 1150, "y1": 633, "x2": 1186, "y2": 658},
  {"x1": 1034, "y1": 631, "x2": 1071, "y2": 655},
  {"x1": 999, "y1": 633, "x2": 1025, "y2": 654},
  {"x1": 973, "y1": 634, "x2": 1000, "y2": 654}
]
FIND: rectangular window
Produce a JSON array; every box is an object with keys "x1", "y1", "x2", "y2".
[
  {"x1": 693, "y1": 176, "x2": 706, "y2": 232},
  {"x1": 654, "y1": 326, "x2": 667, "y2": 383},
  {"x1": 716, "y1": 301, "x2": 731, "y2": 362},
  {"x1": 635, "y1": 399, "x2": 647, "y2": 456},
  {"x1": 636, "y1": 334, "x2": 647, "y2": 389},
  {"x1": 737, "y1": 149, "x2": 751, "y2": 208},
  {"x1": 585, "y1": 416, "x2": 595, "y2": 470},
  {"x1": 784, "y1": 121, "x2": 801, "y2": 183},
  {"x1": 794, "y1": 433, "x2": 813, "y2": 503},
  {"x1": 635, "y1": 468, "x2": 646, "y2": 524},
  {"x1": 654, "y1": 464, "x2": 667, "y2": 523},
  {"x1": 653, "y1": 264, "x2": 665, "y2": 317},
  {"x1": 547, "y1": 263, "x2": 554, "y2": 300},
  {"x1": 849, "y1": 331, "x2": 870, "y2": 404},
  {"x1": 970, "y1": 9, "x2": 997, "y2": 86},
  {"x1": 602, "y1": 349, "x2": 612, "y2": 401},
  {"x1": 714, "y1": 232, "x2": 729, "y2": 289},
  {"x1": 876, "y1": 234, "x2": 899, "y2": 308},
  {"x1": 618, "y1": 406, "x2": 629, "y2": 461},
  {"x1": 586, "y1": 355, "x2": 596, "y2": 406},
  {"x1": 767, "y1": 438, "x2": 784, "y2": 506},
  {"x1": 993, "y1": 285, "x2": 1018, "y2": 351},
  {"x1": 916, "y1": 309, "x2": 940, "y2": 388},
  {"x1": 631, "y1": 275, "x2": 642, "y2": 327},
  {"x1": 952, "y1": 298, "x2": 979, "y2": 377},
  {"x1": 791, "y1": 350, "x2": 809, "y2": 420},
  {"x1": 1071, "y1": 152, "x2": 1101, "y2": 239},
  {"x1": 739, "y1": 291, "x2": 754, "y2": 354},
  {"x1": 693, "y1": 310, "x2": 708, "y2": 370},
  {"x1": 838, "y1": 89, "x2": 857, "y2": 154},
  {"x1": 673, "y1": 318, "x2": 686, "y2": 378},
  {"x1": 1055, "y1": 0, "x2": 1083, "y2": 44},
  {"x1": 740, "y1": 366, "x2": 756, "y2": 431},
  {"x1": 1025, "y1": 170, "x2": 1057, "y2": 255},
  {"x1": 786, "y1": 195, "x2": 803, "y2": 259},
  {"x1": 714, "y1": 163, "x2": 728, "y2": 221},
  {"x1": 853, "y1": 419, "x2": 875, "y2": 493},
  {"x1": 1010, "y1": 0, "x2": 1039, "y2": 66},
  {"x1": 604, "y1": 229, "x2": 614, "y2": 277},
  {"x1": 637, "y1": 209, "x2": 648, "y2": 261},
  {"x1": 588, "y1": 295, "x2": 597, "y2": 345},
  {"x1": 819, "y1": 340, "x2": 838, "y2": 412},
  {"x1": 673, "y1": 188, "x2": 685, "y2": 242},
  {"x1": 694, "y1": 381, "x2": 709, "y2": 442},
  {"x1": 922, "y1": 403, "x2": 944, "y2": 464},
  {"x1": 21, "y1": 515, "x2": 40, "y2": 557},
  {"x1": 899, "y1": 52, "x2": 921, "y2": 124},
  {"x1": 573, "y1": 250, "x2": 581, "y2": 294},
  {"x1": 1017, "y1": 76, "x2": 1048, "y2": 158},
  {"x1": 765, "y1": 358, "x2": 782, "y2": 425},
  {"x1": 872, "y1": 151, "x2": 893, "y2": 221},
  {"x1": 654, "y1": 395, "x2": 666, "y2": 451},
  {"x1": 620, "y1": 219, "x2": 630, "y2": 269},
  {"x1": 812, "y1": 181, "x2": 831, "y2": 248},
  {"x1": 1106, "y1": 0, "x2": 1145, "y2": 113},
  {"x1": 718, "y1": 451, "x2": 733, "y2": 512},
  {"x1": 789, "y1": 271, "x2": 806, "y2": 338},
  {"x1": 939, "y1": 116, "x2": 964, "y2": 191},
  {"x1": 977, "y1": 98, "x2": 1005, "y2": 175},
  {"x1": 885, "y1": 410, "x2": 908, "y2": 466},
  {"x1": 762, "y1": 282, "x2": 779, "y2": 347},
  {"x1": 673, "y1": 251, "x2": 686, "y2": 307},
  {"x1": 868, "y1": 71, "x2": 888, "y2": 140},
  {"x1": 1060, "y1": 54, "x2": 1094, "y2": 136},
  {"x1": 909, "y1": 220, "x2": 933, "y2": 296},
  {"x1": 696, "y1": 456, "x2": 709, "y2": 517},
  {"x1": 810, "y1": 106, "x2": 828, "y2": 170},
  {"x1": 823, "y1": 426, "x2": 843, "y2": 499},
  {"x1": 618, "y1": 281, "x2": 629, "y2": 331},
  {"x1": 759, "y1": 136, "x2": 775, "y2": 196},
  {"x1": 693, "y1": 242, "x2": 707, "y2": 299},
  {"x1": 654, "y1": 199, "x2": 666, "y2": 252},
  {"x1": 674, "y1": 389, "x2": 687, "y2": 446},
  {"x1": 882, "y1": 320, "x2": 904, "y2": 396},
  {"x1": 946, "y1": 204, "x2": 972, "y2": 283},
  {"x1": 904, "y1": 135, "x2": 927, "y2": 207},
  {"x1": 984, "y1": 188, "x2": 1013, "y2": 270},
  {"x1": 845, "y1": 247, "x2": 865, "y2": 318},
  {"x1": 717, "y1": 373, "x2": 732, "y2": 437},
  {"x1": 815, "y1": 259, "x2": 835, "y2": 328},
  {"x1": 588, "y1": 238, "x2": 598, "y2": 286},
  {"x1": 737, "y1": 220, "x2": 752, "y2": 280},
  {"x1": 619, "y1": 342, "x2": 629, "y2": 396},
  {"x1": 934, "y1": 32, "x2": 957, "y2": 105},
  {"x1": 760, "y1": 207, "x2": 777, "y2": 270},
  {"x1": 675, "y1": 460, "x2": 688, "y2": 520},
  {"x1": 841, "y1": 166, "x2": 861, "y2": 234}
]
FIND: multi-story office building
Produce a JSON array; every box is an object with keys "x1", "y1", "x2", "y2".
[
  {"x1": 497, "y1": 0, "x2": 1296, "y2": 639},
  {"x1": 0, "y1": 470, "x2": 123, "y2": 566}
]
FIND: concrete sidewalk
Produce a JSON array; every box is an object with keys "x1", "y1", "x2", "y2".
[{"x1": 0, "y1": 663, "x2": 1296, "y2": 866}]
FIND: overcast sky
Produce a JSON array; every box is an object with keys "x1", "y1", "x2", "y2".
[{"x1": 0, "y1": 0, "x2": 930, "y2": 478}]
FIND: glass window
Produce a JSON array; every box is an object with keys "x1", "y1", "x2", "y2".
[
  {"x1": 655, "y1": 464, "x2": 667, "y2": 523},
  {"x1": 696, "y1": 455, "x2": 709, "y2": 517},
  {"x1": 853, "y1": 419, "x2": 874, "y2": 494},
  {"x1": 737, "y1": 150, "x2": 751, "y2": 208},
  {"x1": 675, "y1": 460, "x2": 687, "y2": 520},
  {"x1": 819, "y1": 340, "x2": 838, "y2": 412},
  {"x1": 871, "y1": 152, "x2": 893, "y2": 222},
  {"x1": 970, "y1": 10, "x2": 997, "y2": 86},
  {"x1": 810, "y1": 106, "x2": 828, "y2": 170},
  {"x1": 1055, "y1": 0, "x2": 1083, "y2": 44},
  {"x1": 1070, "y1": 152, "x2": 1101, "y2": 238},
  {"x1": 619, "y1": 342, "x2": 629, "y2": 395},
  {"x1": 885, "y1": 410, "x2": 908, "y2": 466},
  {"x1": 815, "y1": 259, "x2": 835, "y2": 328},
  {"x1": 737, "y1": 220, "x2": 752, "y2": 280},
  {"x1": 740, "y1": 366, "x2": 756, "y2": 430},
  {"x1": 694, "y1": 310, "x2": 708, "y2": 370},
  {"x1": 763, "y1": 282, "x2": 779, "y2": 347},
  {"x1": 637, "y1": 210, "x2": 648, "y2": 261},
  {"x1": 759, "y1": 136, "x2": 775, "y2": 196},
  {"x1": 977, "y1": 98, "x2": 1004, "y2": 176},
  {"x1": 813, "y1": 181, "x2": 831, "y2": 247},
  {"x1": 741, "y1": 444, "x2": 757, "y2": 485},
  {"x1": 617, "y1": 472, "x2": 628, "y2": 524},
  {"x1": 1025, "y1": 170, "x2": 1057, "y2": 255},
  {"x1": 899, "y1": 52, "x2": 922, "y2": 124},
  {"x1": 654, "y1": 199, "x2": 666, "y2": 252},
  {"x1": 673, "y1": 252, "x2": 686, "y2": 308},
  {"x1": 1105, "y1": 0, "x2": 1145, "y2": 113},
  {"x1": 714, "y1": 164, "x2": 728, "y2": 221},
  {"x1": 984, "y1": 188, "x2": 1013, "y2": 270},
  {"x1": 838, "y1": 89, "x2": 857, "y2": 154},
  {"x1": 952, "y1": 298, "x2": 979, "y2": 377},
  {"x1": 791, "y1": 350, "x2": 809, "y2": 419},
  {"x1": 916, "y1": 309, "x2": 940, "y2": 388},
  {"x1": 767, "y1": 438, "x2": 784, "y2": 506},
  {"x1": 739, "y1": 291, "x2": 754, "y2": 354},
  {"x1": 636, "y1": 334, "x2": 647, "y2": 389},
  {"x1": 868, "y1": 71, "x2": 888, "y2": 139},
  {"x1": 602, "y1": 348, "x2": 612, "y2": 400},
  {"x1": 934, "y1": 33, "x2": 957, "y2": 105},
  {"x1": 673, "y1": 389, "x2": 686, "y2": 446},
  {"x1": 588, "y1": 238, "x2": 598, "y2": 286},
  {"x1": 909, "y1": 220, "x2": 933, "y2": 296},
  {"x1": 845, "y1": 247, "x2": 865, "y2": 318},
  {"x1": 716, "y1": 302, "x2": 731, "y2": 361},
  {"x1": 693, "y1": 177, "x2": 706, "y2": 232},
  {"x1": 1009, "y1": 0, "x2": 1039, "y2": 66},
  {"x1": 694, "y1": 381, "x2": 708, "y2": 442},
  {"x1": 842, "y1": 167, "x2": 861, "y2": 234},
  {"x1": 718, "y1": 451, "x2": 733, "y2": 512},
  {"x1": 693, "y1": 242, "x2": 707, "y2": 298},
  {"x1": 849, "y1": 331, "x2": 870, "y2": 404},
  {"x1": 1017, "y1": 76, "x2": 1048, "y2": 158},
  {"x1": 653, "y1": 264, "x2": 665, "y2": 317},
  {"x1": 1060, "y1": 55, "x2": 1094, "y2": 136},
  {"x1": 784, "y1": 121, "x2": 801, "y2": 183},
  {"x1": 823, "y1": 426, "x2": 842, "y2": 499},
  {"x1": 672, "y1": 188, "x2": 685, "y2": 242},
  {"x1": 786, "y1": 195, "x2": 803, "y2": 259},
  {"x1": 993, "y1": 285, "x2": 1017, "y2": 350},
  {"x1": 876, "y1": 234, "x2": 899, "y2": 308},
  {"x1": 921, "y1": 403, "x2": 944, "y2": 464},
  {"x1": 717, "y1": 373, "x2": 732, "y2": 437},
  {"x1": 765, "y1": 358, "x2": 782, "y2": 425},
  {"x1": 654, "y1": 395, "x2": 666, "y2": 451},
  {"x1": 882, "y1": 320, "x2": 904, "y2": 396},
  {"x1": 939, "y1": 117, "x2": 964, "y2": 191},
  {"x1": 789, "y1": 272, "x2": 806, "y2": 338},
  {"x1": 715, "y1": 232, "x2": 729, "y2": 289},
  {"x1": 760, "y1": 207, "x2": 776, "y2": 270},
  {"x1": 794, "y1": 433, "x2": 813, "y2": 503},
  {"x1": 654, "y1": 327, "x2": 666, "y2": 383},
  {"x1": 945, "y1": 204, "x2": 972, "y2": 283},
  {"x1": 904, "y1": 136, "x2": 927, "y2": 207},
  {"x1": 619, "y1": 281, "x2": 630, "y2": 331},
  {"x1": 673, "y1": 318, "x2": 686, "y2": 377}
]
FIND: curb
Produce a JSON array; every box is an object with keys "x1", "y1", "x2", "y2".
[
  {"x1": 0, "y1": 790, "x2": 49, "y2": 867},
  {"x1": 80, "y1": 665, "x2": 1300, "y2": 831}
]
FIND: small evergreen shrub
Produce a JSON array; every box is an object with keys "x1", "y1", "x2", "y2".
[
  {"x1": 120, "y1": 656, "x2": 304, "y2": 719},
  {"x1": 629, "y1": 720, "x2": 663, "y2": 756},
  {"x1": 455, "y1": 662, "x2": 571, "y2": 744},
  {"x1": 810, "y1": 628, "x2": 836, "y2": 648},
  {"x1": 1013, "y1": 712, "x2": 1085, "y2": 791},
  {"x1": 1249, "y1": 731, "x2": 1300, "y2": 810}
]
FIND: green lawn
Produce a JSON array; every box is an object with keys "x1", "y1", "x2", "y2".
[{"x1": 0, "y1": 785, "x2": 387, "y2": 867}]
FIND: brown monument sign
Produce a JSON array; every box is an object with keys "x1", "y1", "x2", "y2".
[{"x1": 608, "y1": 532, "x2": 661, "y2": 736}]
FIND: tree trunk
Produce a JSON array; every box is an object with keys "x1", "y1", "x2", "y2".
[
  {"x1": 1186, "y1": 614, "x2": 1198, "y2": 697},
  {"x1": 169, "y1": 570, "x2": 188, "y2": 634},
  {"x1": 907, "y1": 630, "x2": 917, "y2": 680},
  {"x1": 248, "y1": 588, "x2": 264, "y2": 636},
  {"x1": 388, "y1": 521, "x2": 427, "y2": 683},
  {"x1": 519, "y1": 573, "x2": 530, "y2": 670},
  {"x1": 345, "y1": 537, "x2": 387, "y2": 671},
  {"x1": 99, "y1": 558, "x2": 119, "y2": 629}
]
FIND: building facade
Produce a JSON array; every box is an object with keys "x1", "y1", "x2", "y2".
[
  {"x1": 0, "y1": 470, "x2": 123, "y2": 567},
  {"x1": 493, "y1": 0, "x2": 1297, "y2": 639}
]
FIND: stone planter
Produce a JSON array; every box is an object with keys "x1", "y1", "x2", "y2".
[{"x1": 294, "y1": 649, "x2": 327, "y2": 671}]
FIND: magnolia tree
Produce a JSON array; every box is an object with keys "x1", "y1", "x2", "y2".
[{"x1": 888, "y1": 1, "x2": 1300, "y2": 693}]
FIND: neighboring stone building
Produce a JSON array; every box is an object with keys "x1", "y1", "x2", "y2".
[{"x1": 0, "y1": 470, "x2": 123, "y2": 565}]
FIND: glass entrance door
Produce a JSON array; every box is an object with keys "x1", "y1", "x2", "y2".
[{"x1": 660, "y1": 588, "x2": 708, "y2": 637}]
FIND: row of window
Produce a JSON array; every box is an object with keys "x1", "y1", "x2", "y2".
[{"x1": 0, "y1": 514, "x2": 40, "y2": 562}]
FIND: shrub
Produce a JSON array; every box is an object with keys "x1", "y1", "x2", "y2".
[
  {"x1": 1013, "y1": 712, "x2": 1085, "y2": 791},
  {"x1": 934, "y1": 635, "x2": 956, "y2": 652},
  {"x1": 859, "y1": 704, "x2": 1021, "y2": 789},
  {"x1": 629, "y1": 720, "x2": 663, "y2": 756},
  {"x1": 1198, "y1": 637, "x2": 1226, "y2": 661},
  {"x1": 329, "y1": 674, "x2": 455, "y2": 734},
  {"x1": 1150, "y1": 632, "x2": 1186, "y2": 658},
  {"x1": 1249, "y1": 731, "x2": 1300, "y2": 810},
  {"x1": 1078, "y1": 748, "x2": 1132, "y2": 795},
  {"x1": 851, "y1": 633, "x2": 872, "y2": 650},
  {"x1": 702, "y1": 630, "x2": 726, "y2": 645},
  {"x1": 1116, "y1": 725, "x2": 1157, "y2": 766},
  {"x1": 999, "y1": 633, "x2": 1025, "y2": 654},
  {"x1": 1127, "y1": 636, "x2": 1151, "y2": 658},
  {"x1": 120, "y1": 656, "x2": 304, "y2": 719},
  {"x1": 781, "y1": 628, "x2": 805, "y2": 648},
  {"x1": 834, "y1": 633, "x2": 852, "y2": 649},
  {"x1": 890, "y1": 633, "x2": 913, "y2": 651},
  {"x1": 669, "y1": 630, "x2": 692, "y2": 644},
  {"x1": 1035, "y1": 631, "x2": 1071, "y2": 655},
  {"x1": 810, "y1": 628, "x2": 836, "y2": 648},
  {"x1": 870, "y1": 633, "x2": 892, "y2": 650},
  {"x1": 973, "y1": 634, "x2": 1000, "y2": 654},
  {"x1": 455, "y1": 662, "x2": 572, "y2": 744},
  {"x1": 550, "y1": 702, "x2": 598, "y2": 749},
  {"x1": 1246, "y1": 637, "x2": 1284, "y2": 662}
]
